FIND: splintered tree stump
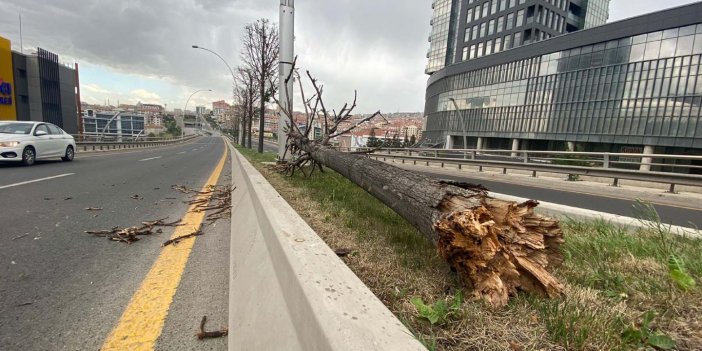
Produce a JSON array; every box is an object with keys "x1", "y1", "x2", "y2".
[{"x1": 296, "y1": 144, "x2": 565, "y2": 307}]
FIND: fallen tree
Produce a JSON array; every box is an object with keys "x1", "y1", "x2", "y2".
[{"x1": 273, "y1": 63, "x2": 565, "y2": 307}]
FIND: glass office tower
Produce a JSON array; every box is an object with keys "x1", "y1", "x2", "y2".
[
  {"x1": 424, "y1": 3, "x2": 702, "y2": 163},
  {"x1": 427, "y1": 0, "x2": 610, "y2": 74}
]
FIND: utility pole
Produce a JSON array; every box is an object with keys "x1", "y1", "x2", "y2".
[{"x1": 278, "y1": 0, "x2": 294, "y2": 160}]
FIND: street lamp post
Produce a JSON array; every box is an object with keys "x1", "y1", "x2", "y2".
[
  {"x1": 191, "y1": 45, "x2": 239, "y2": 142},
  {"x1": 448, "y1": 98, "x2": 468, "y2": 150},
  {"x1": 182, "y1": 89, "x2": 212, "y2": 139}
]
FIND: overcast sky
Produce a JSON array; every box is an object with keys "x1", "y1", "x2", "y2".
[{"x1": 0, "y1": 0, "x2": 700, "y2": 113}]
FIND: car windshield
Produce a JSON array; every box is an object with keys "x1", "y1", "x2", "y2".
[{"x1": 0, "y1": 122, "x2": 33, "y2": 135}]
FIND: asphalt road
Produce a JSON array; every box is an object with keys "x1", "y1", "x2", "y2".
[
  {"x1": 250, "y1": 138, "x2": 279, "y2": 153},
  {"x1": 252, "y1": 140, "x2": 701, "y2": 228},
  {"x1": 413, "y1": 169, "x2": 702, "y2": 229},
  {"x1": 0, "y1": 137, "x2": 230, "y2": 350}
]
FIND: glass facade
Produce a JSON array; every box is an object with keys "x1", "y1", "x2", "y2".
[
  {"x1": 455, "y1": 0, "x2": 581, "y2": 66},
  {"x1": 426, "y1": 0, "x2": 455, "y2": 74},
  {"x1": 425, "y1": 23, "x2": 702, "y2": 149},
  {"x1": 582, "y1": 0, "x2": 609, "y2": 29}
]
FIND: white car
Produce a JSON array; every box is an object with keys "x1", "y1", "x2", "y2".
[{"x1": 0, "y1": 121, "x2": 76, "y2": 166}]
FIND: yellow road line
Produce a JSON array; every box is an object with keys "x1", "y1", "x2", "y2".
[{"x1": 101, "y1": 141, "x2": 228, "y2": 350}]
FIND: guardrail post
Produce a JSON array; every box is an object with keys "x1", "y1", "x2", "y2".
[
  {"x1": 471, "y1": 151, "x2": 476, "y2": 160},
  {"x1": 612, "y1": 178, "x2": 619, "y2": 187},
  {"x1": 458, "y1": 164, "x2": 462, "y2": 170},
  {"x1": 523, "y1": 151, "x2": 528, "y2": 163},
  {"x1": 434, "y1": 150, "x2": 438, "y2": 158},
  {"x1": 479, "y1": 165, "x2": 483, "y2": 172},
  {"x1": 463, "y1": 151, "x2": 467, "y2": 159},
  {"x1": 413, "y1": 160, "x2": 416, "y2": 165},
  {"x1": 503, "y1": 168, "x2": 507, "y2": 174},
  {"x1": 668, "y1": 184, "x2": 677, "y2": 194},
  {"x1": 531, "y1": 170, "x2": 537, "y2": 177},
  {"x1": 402, "y1": 159, "x2": 405, "y2": 164},
  {"x1": 441, "y1": 162, "x2": 444, "y2": 168},
  {"x1": 603, "y1": 153, "x2": 610, "y2": 169}
]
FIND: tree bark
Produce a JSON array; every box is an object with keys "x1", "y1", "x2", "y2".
[{"x1": 304, "y1": 145, "x2": 565, "y2": 306}]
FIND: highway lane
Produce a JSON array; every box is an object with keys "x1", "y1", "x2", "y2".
[
  {"x1": 413, "y1": 169, "x2": 702, "y2": 229},
  {"x1": 250, "y1": 138, "x2": 278, "y2": 153},
  {"x1": 246, "y1": 139, "x2": 701, "y2": 228},
  {"x1": 0, "y1": 137, "x2": 230, "y2": 350}
]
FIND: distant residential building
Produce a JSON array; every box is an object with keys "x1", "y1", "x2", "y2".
[
  {"x1": 136, "y1": 102, "x2": 164, "y2": 114},
  {"x1": 196, "y1": 106, "x2": 206, "y2": 116}
]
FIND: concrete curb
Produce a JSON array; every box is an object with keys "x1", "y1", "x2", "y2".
[
  {"x1": 490, "y1": 191, "x2": 701, "y2": 238},
  {"x1": 227, "y1": 141, "x2": 426, "y2": 351}
]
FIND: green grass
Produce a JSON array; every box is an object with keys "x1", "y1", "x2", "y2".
[
  {"x1": 236, "y1": 145, "x2": 440, "y2": 270},
  {"x1": 236, "y1": 146, "x2": 702, "y2": 351}
]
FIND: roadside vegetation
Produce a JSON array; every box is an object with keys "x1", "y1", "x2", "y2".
[{"x1": 236, "y1": 147, "x2": 702, "y2": 350}]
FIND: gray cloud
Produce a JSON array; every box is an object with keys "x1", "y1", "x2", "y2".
[{"x1": 1, "y1": 1, "x2": 697, "y2": 113}]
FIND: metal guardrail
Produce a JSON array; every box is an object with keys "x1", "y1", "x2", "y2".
[
  {"x1": 70, "y1": 134, "x2": 185, "y2": 143},
  {"x1": 74, "y1": 135, "x2": 198, "y2": 153},
  {"x1": 338, "y1": 147, "x2": 702, "y2": 192}
]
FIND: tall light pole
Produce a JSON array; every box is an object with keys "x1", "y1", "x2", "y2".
[
  {"x1": 279, "y1": 0, "x2": 294, "y2": 160},
  {"x1": 182, "y1": 89, "x2": 211, "y2": 138},
  {"x1": 192, "y1": 45, "x2": 239, "y2": 142},
  {"x1": 448, "y1": 98, "x2": 468, "y2": 150}
]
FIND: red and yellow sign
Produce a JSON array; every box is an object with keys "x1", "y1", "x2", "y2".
[{"x1": 0, "y1": 35, "x2": 17, "y2": 121}]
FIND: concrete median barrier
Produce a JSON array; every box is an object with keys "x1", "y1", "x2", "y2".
[{"x1": 227, "y1": 141, "x2": 426, "y2": 351}]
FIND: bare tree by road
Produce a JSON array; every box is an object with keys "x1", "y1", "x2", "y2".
[{"x1": 241, "y1": 18, "x2": 279, "y2": 153}]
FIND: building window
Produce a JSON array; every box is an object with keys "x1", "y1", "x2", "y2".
[
  {"x1": 466, "y1": 8, "x2": 473, "y2": 23},
  {"x1": 504, "y1": 34, "x2": 512, "y2": 49},
  {"x1": 506, "y1": 13, "x2": 514, "y2": 30},
  {"x1": 516, "y1": 9, "x2": 525, "y2": 27},
  {"x1": 497, "y1": 16, "x2": 505, "y2": 33},
  {"x1": 482, "y1": 2, "x2": 489, "y2": 18},
  {"x1": 500, "y1": 0, "x2": 507, "y2": 12},
  {"x1": 492, "y1": 0, "x2": 499, "y2": 14},
  {"x1": 514, "y1": 32, "x2": 522, "y2": 46},
  {"x1": 465, "y1": 28, "x2": 471, "y2": 42},
  {"x1": 495, "y1": 37, "x2": 502, "y2": 53},
  {"x1": 472, "y1": 25, "x2": 479, "y2": 39},
  {"x1": 462, "y1": 46, "x2": 469, "y2": 61},
  {"x1": 488, "y1": 19, "x2": 496, "y2": 35},
  {"x1": 469, "y1": 44, "x2": 477, "y2": 59},
  {"x1": 477, "y1": 42, "x2": 484, "y2": 57},
  {"x1": 486, "y1": 40, "x2": 493, "y2": 55},
  {"x1": 480, "y1": 22, "x2": 487, "y2": 38}
]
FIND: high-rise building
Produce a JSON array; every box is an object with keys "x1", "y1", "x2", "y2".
[
  {"x1": 426, "y1": 0, "x2": 610, "y2": 74},
  {"x1": 423, "y1": 2, "x2": 702, "y2": 169}
]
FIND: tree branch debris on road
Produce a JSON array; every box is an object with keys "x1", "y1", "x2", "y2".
[
  {"x1": 130, "y1": 194, "x2": 144, "y2": 200},
  {"x1": 196, "y1": 316, "x2": 228, "y2": 340},
  {"x1": 84, "y1": 207, "x2": 103, "y2": 211},
  {"x1": 85, "y1": 217, "x2": 182, "y2": 244},
  {"x1": 171, "y1": 184, "x2": 234, "y2": 225},
  {"x1": 162, "y1": 230, "x2": 203, "y2": 247}
]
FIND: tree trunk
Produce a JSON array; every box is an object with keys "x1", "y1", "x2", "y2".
[
  {"x1": 258, "y1": 86, "x2": 265, "y2": 153},
  {"x1": 305, "y1": 145, "x2": 565, "y2": 306},
  {"x1": 247, "y1": 96, "x2": 253, "y2": 149}
]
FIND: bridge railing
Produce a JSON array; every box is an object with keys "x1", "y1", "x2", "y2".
[{"x1": 336, "y1": 147, "x2": 702, "y2": 192}]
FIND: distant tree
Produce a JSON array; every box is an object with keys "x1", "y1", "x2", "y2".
[
  {"x1": 366, "y1": 128, "x2": 382, "y2": 148},
  {"x1": 241, "y1": 18, "x2": 279, "y2": 153},
  {"x1": 234, "y1": 67, "x2": 259, "y2": 149},
  {"x1": 410, "y1": 134, "x2": 417, "y2": 146},
  {"x1": 403, "y1": 131, "x2": 410, "y2": 148}
]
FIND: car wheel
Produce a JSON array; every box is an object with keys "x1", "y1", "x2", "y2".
[
  {"x1": 61, "y1": 146, "x2": 74, "y2": 162},
  {"x1": 22, "y1": 147, "x2": 36, "y2": 166}
]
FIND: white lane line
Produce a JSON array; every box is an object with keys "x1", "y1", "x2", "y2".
[
  {"x1": 177, "y1": 151, "x2": 187, "y2": 154},
  {"x1": 139, "y1": 156, "x2": 162, "y2": 162},
  {"x1": 0, "y1": 173, "x2": 75, "y2": 190}
]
